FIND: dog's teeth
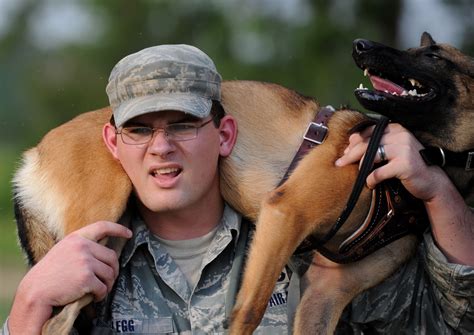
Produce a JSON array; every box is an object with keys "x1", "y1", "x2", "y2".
[
  {"x1": 364, "y1": 69, "x2": 369, "y2": 77},
  {"x1": 401, "y1": 90, "x2": 408, "y2": 96},
  {"x1": 408, "y1": 89, "x2": 418, "y2": 96},
  {"x1": 358, "y1": 83, "x2": 365, "y2": 89},
  {"x1": 409, "y1": 78, "x2": 422, "y2": 88}
]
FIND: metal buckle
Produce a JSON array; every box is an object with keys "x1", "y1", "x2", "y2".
[
  {"x1": 303, "y1": 122, "x2": 328, "y2": 145},
  {"x1": 466, "y1": 152, "x2": 474, "y2": 171}
]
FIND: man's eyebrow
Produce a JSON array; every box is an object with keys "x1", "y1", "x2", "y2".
[
  {"x1": 122, "y1": 115, "x2": 202, "y2": 127},
  {"x1": 122, "y1": 120, "x2": 148, "y2": 127},
  {"x1": 172, "y1": 115, "x2": 201, "y2": 123}
]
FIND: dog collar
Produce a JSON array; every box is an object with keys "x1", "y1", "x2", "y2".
[
  {"x1": 277, "y1": 105, "x2": 335, "y2": 186},
  {"x1": 420, "y1": 146, "x2": 474, "y2": 171}
]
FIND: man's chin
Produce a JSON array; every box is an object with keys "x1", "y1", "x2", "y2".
[{"x1": 136, "y1": 192, "x2": 188, "y2": 214}]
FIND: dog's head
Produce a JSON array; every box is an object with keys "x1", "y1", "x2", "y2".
[{"x1": 352, "y1": 32, "x2": 474, "y2": 151}]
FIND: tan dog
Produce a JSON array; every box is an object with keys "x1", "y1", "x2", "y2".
[{"x1": 13, "y1": 33, "x2": 473, "y2": 334}]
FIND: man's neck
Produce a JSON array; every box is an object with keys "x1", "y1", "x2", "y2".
[{"x1": 138, "y1": 197, "x2": 225, "y2": 241}]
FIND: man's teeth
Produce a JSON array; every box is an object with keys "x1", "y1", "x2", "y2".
[{"x1": 153, "y1": 167, "x2": 180, "y2": 175}]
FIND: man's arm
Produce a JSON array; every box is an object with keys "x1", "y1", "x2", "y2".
[
  {"x1": 336, "y1": 123, "x2": 474, "y2": 265},
  {"x1": 6, "y1": 221, "x2": 131, "y2": 335},
  {"x1": 335, "y1": 123, "x2": 474, "y2": 332}
]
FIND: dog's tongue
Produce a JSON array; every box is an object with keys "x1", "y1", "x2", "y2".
[{"x1": 369, "y1": 75, "x2": 405, "y2": 95}]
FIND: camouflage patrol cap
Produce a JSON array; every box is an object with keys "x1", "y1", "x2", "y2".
[{"x1": 106, "y1": 44, "x2": 221, "y2": 127}]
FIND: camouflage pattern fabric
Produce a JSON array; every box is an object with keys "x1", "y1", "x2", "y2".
[
  {"x1": 2, "y1": 210, "x2": 473, "y2": 334},
  {"x1": 90, "y1": 204, "x2": 293, "y2": 334},
  {"x1": 106, "y1": 44, "x2": 221, "y2": 127},
  {"x1": 336, "y1": 232, "x2": 474, "y2": 334}
]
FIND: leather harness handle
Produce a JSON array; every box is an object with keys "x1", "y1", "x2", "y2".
[{"x1": 313, "y1": 115, "x2": 390, "y2": 248}]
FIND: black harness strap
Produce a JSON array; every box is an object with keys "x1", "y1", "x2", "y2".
[{"x1": 312, "y1": 115, "x2": 390, "y2": 248}]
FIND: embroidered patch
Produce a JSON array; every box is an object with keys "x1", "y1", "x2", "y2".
[{"x1": 111, "y1": 317, "x2": 173, "y2": 333}]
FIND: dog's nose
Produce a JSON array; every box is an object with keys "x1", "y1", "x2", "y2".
[{"x1": 353, "y1": 39, "x2": 376, "y2": 54}]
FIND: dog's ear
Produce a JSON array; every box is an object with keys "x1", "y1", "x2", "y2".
[{"x1": 420, "y1": 32, "x2": 436, "y2": 47}]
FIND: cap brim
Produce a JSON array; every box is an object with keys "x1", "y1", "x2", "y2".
[{"x1": 114, "y1": 93, "x2": 212, "y2": 127}]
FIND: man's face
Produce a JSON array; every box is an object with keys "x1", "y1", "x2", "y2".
[{"x1": 104, "y1": 110, "x2": 233, "y2": 216}]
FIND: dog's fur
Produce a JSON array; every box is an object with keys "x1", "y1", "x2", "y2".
[{"x1": 13, "y1": 33, "x2": 473, "y2": 334}]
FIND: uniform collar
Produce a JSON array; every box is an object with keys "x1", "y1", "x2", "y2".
[{"x1": 120, "y1": 203, "x2": 242, "y2": 268}]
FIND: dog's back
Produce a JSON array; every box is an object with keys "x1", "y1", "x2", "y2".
[
  {"x1": 13, "y1": 108, "x2": 131, "y2": 263},
  {"x1": 220, "y1": 81, "x2": 319, "y2": 218}
]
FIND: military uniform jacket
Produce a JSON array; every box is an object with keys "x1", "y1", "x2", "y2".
[
  {"x1": 336, "y1": 232, "x2": 474, "y2": 334},
  {"x1": 89, "y1": 205, "x2": 294, "y2": 334},
  {"x1": 2, "y1": 206, "x2": 473, "y2": 334}
]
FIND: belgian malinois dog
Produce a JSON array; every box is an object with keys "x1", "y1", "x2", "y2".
[{"x1": 13, "y1": 32, "x2": 473, "y2": 334}]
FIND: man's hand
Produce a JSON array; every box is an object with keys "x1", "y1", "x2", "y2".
[
  {"x1": 335, "y1": 123, "x2": 445, "y2": 201},
  {"x1": 8, "y1": 221, "x2": 132, "y2": 335},
  {"x1": 336, "y1": 123, "x2": 474, "y2": 266}
]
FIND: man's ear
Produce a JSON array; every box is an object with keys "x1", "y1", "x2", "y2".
[
  {"x1": 218, "y1": 115, "x2": 238, "y2": 157},
  {"x1": 103, "y1": 123, "x2": 120, "y2": 160}
]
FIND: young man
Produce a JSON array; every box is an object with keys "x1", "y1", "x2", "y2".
[
  {"x1": 7, "y1": 44, "x2": 294, "y2": 334},
  {"x1": 5, "y1": 44, "x2": 473, "y2": 334}
]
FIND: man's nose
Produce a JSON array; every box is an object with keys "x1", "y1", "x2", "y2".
[{"x1": 148, "y1": 129, "x2": 175, "y2": 156}]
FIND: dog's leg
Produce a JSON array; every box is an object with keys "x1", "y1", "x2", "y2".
[
  {"x1": 41, "y1": 233, "x2": 129, "y2": 335},
  {"x1": 230, "y1": 193, "x2": 317, "y2": 335},
  {"x1": 229, "y1": 120, "x2": 366, "y2": 334},
  {"x1": 293, "y1": 235, "x2": 417, "y2": 334},
  {"x1": 41, "y1": 294, "x2": 93, "y2": 335}
]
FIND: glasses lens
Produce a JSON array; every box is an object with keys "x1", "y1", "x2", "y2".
[
  {"x1": 121, "y1": 127, "x2": 153, "y2": 144},
  {"x1": 166, "y1": 123, "x2": 198, "y2": 141}
]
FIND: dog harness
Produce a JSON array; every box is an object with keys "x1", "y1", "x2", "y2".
[{"x1": 283, "y1": 106, "x2": 428, "y2": 263}]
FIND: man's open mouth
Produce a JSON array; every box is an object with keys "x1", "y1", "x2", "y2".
[
  {"x1": 355, "y1": 68, "x2": 436, "y2": 102},
  {"x1": 151, "y1": 167, "x2": 182, "y2": 178}
]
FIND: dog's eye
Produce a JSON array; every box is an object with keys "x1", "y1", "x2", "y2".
[{"x1": 426, "y1": 53, "x2": 442, "y2": 60}]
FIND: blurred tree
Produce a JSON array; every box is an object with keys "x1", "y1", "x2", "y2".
[
  {"x1": 442, "y1": 0, "x2": 474, "y2": 53},
  {"x1": 4, "y1": 0, "x2": 474, "y2": 226},
  {"x1": 0, "y1": 0, "x2": 408, "y2": 150}
]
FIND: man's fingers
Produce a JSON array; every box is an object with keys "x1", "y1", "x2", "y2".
[
  {"x1": 90, "y1": 259, "x2": 118, "y2": 294},
  {"x1": 88, "y1": 241, "x2": 120, "y2": 278},
  {"x1": 74, "y1": 221, "x2": 132, "y2": 242},
  {"x1": 87, "y1": 276, "x2": 109, "y2": 302},
  {"x1": 367, "y1": 167, "x2": 390, "y2": 189},
  {"x1": 336, "y1": 141, "x2": 369, "y2": 166}
]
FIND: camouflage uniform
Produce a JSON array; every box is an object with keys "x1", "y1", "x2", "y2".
[
  {"x1": 334, "y1": 231, "x2": 474, "y2": 334},
  {"x1": 2, "y1": 210, "x2": 473, "y2": 334},
  {"x1": 89, "y1": 204, "x2": 294, "y2": 334},
  {"x1": 85, "y1": 206, "x2": 474, "y2": 335}
]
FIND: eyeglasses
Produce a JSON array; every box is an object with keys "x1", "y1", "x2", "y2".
[{"x1": 116, "y1": 119, "x2": 214, "y2": 145}]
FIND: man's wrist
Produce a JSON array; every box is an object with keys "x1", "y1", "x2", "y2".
[
  {"x1": 424, "y1": 177, "x2": 474, "y2": 265},
  {"x1": 8, "y1": 276, "x2": 53, "y2": 334}
]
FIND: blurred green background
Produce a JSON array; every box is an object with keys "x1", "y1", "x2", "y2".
[{"x1": 0, "y1": 0, "x2": 473, "y2": 326}]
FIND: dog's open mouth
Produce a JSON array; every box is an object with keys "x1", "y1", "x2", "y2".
[{"x1": 355, "y1": 68, "x2": 436, "y2": 102}]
